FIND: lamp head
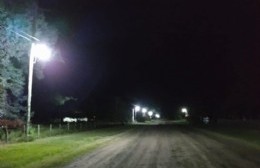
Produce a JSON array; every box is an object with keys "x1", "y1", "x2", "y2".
[
  {"x1": 31, "y1": 43, "x2": 52, "y2": 61},
  {"x1": 134, "y1": 105, "x2": 141, "y2": 112},
  {"x1": 142, "y1": 108, "x2": 147, "y2": 113}
]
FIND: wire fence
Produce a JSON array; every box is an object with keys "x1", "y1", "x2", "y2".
[
  {"x1": 0, "y1": 121, "x2": 126, "y2": 143},
  {"x1": 0, "y1": 122, "x2": 92, "y2": 143}
]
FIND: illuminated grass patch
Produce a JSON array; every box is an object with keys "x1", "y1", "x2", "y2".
[{"x1": 0, "y1": 127, "x2": 130, "y2": 168}]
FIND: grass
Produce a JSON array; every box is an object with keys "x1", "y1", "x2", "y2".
[
  {"x1": 207, "y1": 128, "x2": 260, "y2": 146},
  {"x1": 0, "y1": 126, "x2": 131, "y2": 168},
  {"x1": 197, "y1": 120, "x2": 260, "y2": 148}
]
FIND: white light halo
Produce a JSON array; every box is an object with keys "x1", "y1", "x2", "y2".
[{"x1": 31, "y1": 43, "x2": 52, "y2": 61}]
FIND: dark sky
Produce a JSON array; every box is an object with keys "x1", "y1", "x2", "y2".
[{"x1": 36, "y1": 0, "x2": 259, "y2": 119}]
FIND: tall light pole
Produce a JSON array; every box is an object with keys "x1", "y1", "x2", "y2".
[
  {"x1": 27, "y1": 43, "x2": 35, "y2": 138},
  {"x1": 27, "y1": 43, "x2": 51, "y2": 137}
]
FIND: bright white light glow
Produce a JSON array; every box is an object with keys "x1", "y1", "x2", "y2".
[
  {"x1": 155, "y1": 114, "x2": 160, "y2": 119},
  {"x1": 181, "y1": 108, "x2": 188, "y2": 113},
  {"x1": 135, "y1": 105, "x2": 141, "y2": 112},
  {"x1": 78, "y1": 118, "x2": 88, "y2": 122},
  {"x1": 148, "y1": 111, "x2": 153, "y2": 117},
  {"x1": 63, "y1": 117, "x2": 77, "y2": 123},
  {"x1": 142, "y1": 108, "x2": 147, "y2": 113},
  {"x1": 31, "y1": 43, "x2": 52, "y2": 61},
  {"x1": 63, "y1": 117, "x2": 88, "y2": 122}
]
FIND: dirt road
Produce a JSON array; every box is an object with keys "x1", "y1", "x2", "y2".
[{"x1": 64, "y1": 124, "x2": 260, "y2": 168}]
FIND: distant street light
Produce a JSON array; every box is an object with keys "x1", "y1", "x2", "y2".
[
  {"x1": 135, "y1": 105, "x2": 141, "y2": 112},
  {"x1": 181, "y1": 107, "x2": 187, "y2": 113},
  {"x1": 148, "y1": 111, "x2": 153, "y2": 118},
  {"x1": 141, "y1": 108, "x2": 148, "y2": 117},
  {"x1": 181, "y1": 107, "x2": 189, "y2": 117},
  {"x1": 155, "y1": 113, "x2": 160, "y2": 119},
  {"x1": 132, "y1": 105, "x2": 141, "y2": 123},
  {"x1": 142, "y1": 108, "x2": 147, "y2": 113}
]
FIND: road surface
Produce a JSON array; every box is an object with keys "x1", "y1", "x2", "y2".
[{"x1": 64, "y1": 124, "x2": 260, "y2": 168}]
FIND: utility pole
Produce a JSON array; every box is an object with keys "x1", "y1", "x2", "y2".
[{"x1": 26, "y1": 1, "x2": 38, "y2": 138}]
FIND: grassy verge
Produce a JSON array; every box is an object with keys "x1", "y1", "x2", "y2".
[
  {"x1": 205, "y1": 127, "x2": 260, "y2": 146},
  {"x1": 0, "y1": 126, "x2": 131, "y2": 168},
  {"x1": 195, "y1": 120, "x2": 260, "y2": 148}
]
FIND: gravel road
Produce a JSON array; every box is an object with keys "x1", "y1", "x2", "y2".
[{"x1": 64, "y1": 124, "x2": 260, "y2": 168}]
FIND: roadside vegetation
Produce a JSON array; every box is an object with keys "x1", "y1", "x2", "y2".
[
  {"x1": 0, "y1": 126, "x2": 131, "y2": 168},
  {"x1": 0, "y1": 123, "x2": 90, "y2": 143},
  {"x1": 195, "y1": 119, "x2": 260, "y2": 148}
]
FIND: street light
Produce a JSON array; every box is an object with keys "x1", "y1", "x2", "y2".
[
  {"x1": 27, "y1": 42, "x2": 51, "y2": 137},
  {"x1": 135, "y1": 105, "x2": 141, "y2": 112},
  {"x1": 141, "y1": 108, "x2": 148, "y2": 117},
  {"x1": 181, "y1": 107, "x2": 187, "y2": 113},
  {"x1": 181, "y1": 107, "x2": 189, "y2": 117},
  {"x1": 2, "y1": 26, "x2": 52, "y2": 138},
  {"x1": 31, "y1": 43, "x2": 51, "y2": 61},
  {"x1": 155, "y1": 113, "x2": 160, "y2": 119},
  {"x1": 132, "y1": 105, "x2": 141, "y2": 123},
  {"x1": 148, "y1": 111, "x2": 153, "y2": 118},
  {"x1": 142, "y1": 108, "x2": 147, "y2": 113}
]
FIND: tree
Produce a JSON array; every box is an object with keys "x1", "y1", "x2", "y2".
[{"x1": 0, "y1": 1, "x2": 57, "y2": 119}]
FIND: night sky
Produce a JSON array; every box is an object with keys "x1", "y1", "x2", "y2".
[{"x1": 34, "y1": 0, "x2": 259, "y2": 120}]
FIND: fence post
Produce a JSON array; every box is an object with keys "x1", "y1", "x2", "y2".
[
  {"x1": 37, "y1": 124, "x2": 40, "y2": 138},
  {"x1": 50, "y1": 124, "x2": 52, "y2": 135},
  {"x1": 67, "y1": 122, "x2": 70, "y2": 131},
  {"x1": 23, "y1": 124, "x2": 26, "y2": 135},
  {"x1": 59, "y1": 123, "x2": 61, "y2": 134},
  {"x1": 4, "y1": 126, "x2": 8, "y2": 143}
]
